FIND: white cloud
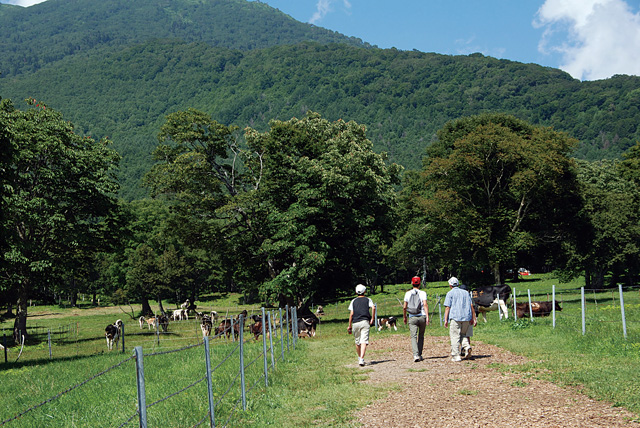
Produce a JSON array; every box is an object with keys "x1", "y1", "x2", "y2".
[
  {"x1": 309, "y1": 0, "x2": 351, "y2": 25},
  {"x1": 535, "y1": 0, "x2": 640, "y2": 80},
  {"x1": 0, "y1": 0, "x2": 47, "y2": 6}
]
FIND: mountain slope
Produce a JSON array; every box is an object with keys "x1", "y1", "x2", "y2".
[{"x1": 0, "y1": 0, "x2": 368, "y2": 77}]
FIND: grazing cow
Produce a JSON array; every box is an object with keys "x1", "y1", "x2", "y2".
[
  {"x1": 105, "y1": 319, "x2": 123, "y2": 351},
  {"x1": 201, "y1": 314, "x2": 213, "y2": 338},
  {"x1": 378, "y1": 316, "x2": 398, "y2": 331},
  {"x1": 138, "y1": 316, "x2": 145, "y2": 329},
  {"x1": 236, "y1": 309, "x2": 248, "y2": 320},
  {"x1": 471, "y1": 284, "x2": 512, "y2": 322},
  {"x1": 315, "y1": 305, "x2": 325, "y2": 316},
  {"x1": 248, "y1": 321, "x2": 268, "y2": 340},
  {"x1": 215, "y1": 318, "x2": 240, "y2": 339},
  {"x1": 297, "y1": 314, "x2": 319, "y2": 337},
  {"x1": 157, "y1": 313, "x2": 169, "y2": 332},
  {"x1": 171, "y1": 309, "x2": 187, "y2": 321},
  {"x1": 210, "y1": 311, "x2": 219, "y2": 323},
  {"x1": 516, "y1": 301, "x2": 562, "y2": 319},
  {"x1": 142, "y1": 316, "x2": 157, "y2": 330}
]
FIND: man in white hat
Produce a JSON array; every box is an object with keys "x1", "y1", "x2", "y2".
[
  {"x1": 347, "y1": 284, "x2": 376, "y2": 366},
  {"x1": 444, "y1": 277, "x2": 477, "y2": 362}
]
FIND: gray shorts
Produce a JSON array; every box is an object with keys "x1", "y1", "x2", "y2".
[{"x1": 353, "y1": 320, "x2": 370, "y2": 345}]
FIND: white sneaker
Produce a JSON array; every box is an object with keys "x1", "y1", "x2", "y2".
[
  {"x1": 463, "y1": 348, "x2": 472, "y2": 359},
  {"x1": 451, "y1": 355, "x2": 462, "y2": 362},
  {"x1": 358, "y1": 357, "x2": 365, "y2": 366},
  {"x1": 414, "y1": 355, "x2": 421, "y2": 362}
]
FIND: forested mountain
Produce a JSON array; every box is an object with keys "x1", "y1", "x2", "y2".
[{"x1": 2, "y1": 0, "x2": 639, "y2": 200}]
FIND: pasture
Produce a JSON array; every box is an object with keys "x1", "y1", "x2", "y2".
[{"x1": 1, "y1": 274, "x2": 639, "y2": 426}]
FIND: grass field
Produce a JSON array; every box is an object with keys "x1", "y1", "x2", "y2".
[{"x1": 0, "y1": 274, "x2": 639, "y2": 426}]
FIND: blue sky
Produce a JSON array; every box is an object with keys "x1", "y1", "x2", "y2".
[{"x1": 4, "y1": 0, "x2": 640, "y2": 80}]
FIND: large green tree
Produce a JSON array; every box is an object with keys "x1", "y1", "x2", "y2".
[
  {"x1": 0, "y1": 98, "x2": 120, "y2": 342},
  {"x1": 245, "y1": 112, "x2": 401, "y2": 303},
  {"x1": 396, "y1": 113, "x2": 580, "y2": 284}
]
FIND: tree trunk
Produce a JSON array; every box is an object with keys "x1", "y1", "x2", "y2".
[
  {"x1": 492, "y1": 263, "x2": 502, "y2": 285},
  {"x1": 91, "y1": 291, "x2": 98, "y2": 306},
  {"x1": 157, "y1": 296, "x2": 165, "y2": 314},
  {"x1": 141, "y1": 296, "x2": 153, "y2": 316},
  {"x1": 70, "y1": 291, "x2": 78, "y2": 307},
  {"x1": 13, "y1": 285, "x2": 29, "y2": 344},
  {"x1": 584, "y1": 267, "x2": 591, "y2": 289}
]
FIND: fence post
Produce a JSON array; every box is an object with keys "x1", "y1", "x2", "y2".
[
  {"x1": 48, "y1": 329, "x2": 52, "y2": 359},
  {"x1": 292, "y1": 307, "x2": 298, "y2": 349},
  {"x1": 552, "y1": 285, "x2": 556, "y2": 329},
  {"x1": 261, "y1": 308, "x2": 269, "y2": 387},
  {"x1": 3, "y1": 334, "x2": 7, "y2": 363},
  {"x1": 513, "y1": 287, "x2": 517, "y2": 320},
  {"x1": 239, "y1": 315, "x2": 247, "y2": 411},
  {"x1": 438, "y1": 295, "x2": 442, "y2": 326},
  {"x1": 527, "y1": 290, "x2": 533, "y2": 320},
  {"x1": 279, "y1": 308, "x2": 284, "y2": 361},
  {"x1": 204, "y1": 336, "x2": 216, "y2": 427},
  {"x1": 581, "y1": 287, "x2": 586, "y2": 336},
  {"x1": 134, "y1": 346, "x2": 148, "y2": 428},
  {"x1": 374, "y1": 303, "x2": 378, "y2": 332},
  {"x1": 121, "y1": 323, "x2": 125, "y2": 354},
  {"x1": 268, "y1": 310, "x2": 275, "y2": 369},
  {"x1": 619, "y1": 284, "x2": 627, "y2": 339},
  {"x1": 156, "y1": 317, "x2": 160, "y2": 346},
  {"x1": 285, "y1": 305, "x2": 290, "y2": 352}
]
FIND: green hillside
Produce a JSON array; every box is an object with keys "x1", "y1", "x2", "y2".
[
  {"x1": 1, "y1": 0, "x2": 639, "y2": 200},
  {"x1": 0, "y1": 0, "x2": 368, "y2": 78}
]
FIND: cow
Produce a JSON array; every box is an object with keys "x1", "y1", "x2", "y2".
[
  {"x1": 215, "y1": 318, "x2": 240, "y2": 339},
  {"x1": 157, "y1": 313, "x2": 169, "y2": 332},
  {"x1": 297, "y1": 314, "x2": 319, "y2": 337},
  {"x1": 516, "y1": 301, "x2": 562, "y2": 319},
  {"x1": 140, "y1": 316, "x2": 157, "y2": 330},
  {"x1": 471, "y1": 284, "x2": 511, "y2": 323},
  {"x1": 378, "y1": 316, "x2": 398, "y2": 331},
  {"x1": 248, "y1": 320, "x2": 269, "y2": 340},
  {"x1": 105, "y1": 319, "x2": 123, "y2": 351},
  {"x1": 201, "y1": 314, "x2": 213, "y2": 338},
  {"x1": 315, "y1": 305, "x2": 325, "y2": 316},
  {"x1": 171, "y1": 309, "x2": 187, "y2": 321}
]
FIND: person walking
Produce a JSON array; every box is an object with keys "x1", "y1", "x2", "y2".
[
  {"x1": 347, "y1": 284, "x2": 376, "y2": 366},
  {"x1": 403, "y1": 276, "x2": 429, "y2": 362},
  {"x1": 444, "y1": 276, "x2": 477, "y2": 362}
]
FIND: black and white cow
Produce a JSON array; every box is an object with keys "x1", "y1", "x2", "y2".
[
  {"x1": 105, "y1": 319, "x2": 123, "y2": 350},
  {"x1": 200, "y1": 314, "x2": 213, "y2": 338},
  {"x1": 471, "y1": 284, "x2": 511, "y2": 322},
  {"x1": 297, "y1": 314, "x2": 319, "y2": 337}
]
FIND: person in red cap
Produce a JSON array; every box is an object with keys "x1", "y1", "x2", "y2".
[{"x1": 403, "y1": 276, "x2": 429, "y2": 362}]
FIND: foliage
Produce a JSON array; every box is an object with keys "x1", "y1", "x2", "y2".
[
  {"x1": 393, "y1": 114, "x2": 580, "y2": 284},
  {"x1": 0, "y1": 97, "x2": 120, "y2": 340},
  {"x1": 2, "y1": 37, "x2": 640, "y2": 199},
  {"x1": 245, "y1": 112, "x2": 401, "y2": 302}
]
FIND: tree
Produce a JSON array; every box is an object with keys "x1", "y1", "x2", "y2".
[
  {"x1": 245, "y1": 112, "x2": 401, "y2": 303},
  {"x1": 561, "y1": 159, "x2": 640, "y2": 288},
  {"x1": 0, "y1": 98, "x2": 120, "y2": 342},
  {"x1": 401, "y1": 113, "x2": 580, "y2": 284}
]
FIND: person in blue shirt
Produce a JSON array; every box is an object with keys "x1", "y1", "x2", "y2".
[{"x1": 444, "y1": 277, "x2": 477, "y2": 362}]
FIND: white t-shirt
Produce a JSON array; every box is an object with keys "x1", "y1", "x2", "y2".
[{"x1": 404, "y1": 288, "x2": 428, "y2": 316}]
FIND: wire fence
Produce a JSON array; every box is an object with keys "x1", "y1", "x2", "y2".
[{"x1": 1, "y1": 307, "x2": 302, "y2": 428}]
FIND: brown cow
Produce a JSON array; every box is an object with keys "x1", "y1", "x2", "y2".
[{"x1": 516, "y1": 301, "x2": 562, "y2": 318}]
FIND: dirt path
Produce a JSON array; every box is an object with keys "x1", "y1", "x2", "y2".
[{"x1": 354, "y1": 335, "x2": 638, "y2": 428}]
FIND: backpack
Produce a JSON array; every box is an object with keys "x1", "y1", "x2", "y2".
[{"x1": 407, "y1": 290, "x2": 422, "y2": 315}]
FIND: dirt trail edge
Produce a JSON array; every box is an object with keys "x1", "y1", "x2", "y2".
[{"x1": 354, "y1": 335, "x2": 638, "y2": 428}]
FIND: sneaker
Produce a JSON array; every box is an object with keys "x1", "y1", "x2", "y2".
[
  {"x1": 451, "y1": 355, "x2": 462, "y2": 362},
  {"x1": 414, "y1": 355, "x2": 421, "y2": 362},
  {"x1": 358, "y1": 357, "x2": 365, "y2": 366},
  {"x1": 464, "y1": 348, "x2": 472, "y2": 359}
]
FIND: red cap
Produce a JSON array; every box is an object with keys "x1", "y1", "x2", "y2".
[{"x1": 411, "y1": 276, "x2": 421, "y2": 286}]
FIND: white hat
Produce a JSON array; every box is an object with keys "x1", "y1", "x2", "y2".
[
  {"x1": 355, "y1": 284, "x2": 366, "y2": 295},
  {"x1": 448, "y1": 277, "x2": 459, "y2": 286}
]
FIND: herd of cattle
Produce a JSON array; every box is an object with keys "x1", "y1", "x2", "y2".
[
  {"x1": 104, "y1": 301, "x2": 321, "y2": 351},
  {"x1": 104, "y1": 286, "x2": 562, "y2": 350}
]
